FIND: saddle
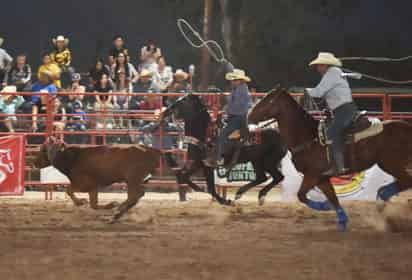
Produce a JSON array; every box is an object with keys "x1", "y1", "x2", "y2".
[{"x1": 318, "y1": 110, "x2": 383, "y2": 146}]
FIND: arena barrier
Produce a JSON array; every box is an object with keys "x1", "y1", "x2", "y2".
[{"x1": 0, "y1": 91, "x2": 408, "y2": 200}]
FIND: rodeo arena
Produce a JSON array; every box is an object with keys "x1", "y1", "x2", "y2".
[{"x1": 2, "y1": 3, "x2": 412, "y2": 280}]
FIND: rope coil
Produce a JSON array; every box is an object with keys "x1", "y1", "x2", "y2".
[{"x1": 177, "y1": 18, "x2": 230, "y2": 65}]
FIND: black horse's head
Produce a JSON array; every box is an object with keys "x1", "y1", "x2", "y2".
[{"x1": 161, "y1": 93, "x2": 208, "y2": 121}]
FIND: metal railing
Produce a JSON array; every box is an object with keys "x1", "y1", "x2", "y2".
[{"x1": 0, "y1": 90, "x2": 408, "y2": 198}]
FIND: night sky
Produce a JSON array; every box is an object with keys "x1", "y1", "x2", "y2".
[{"x1": 1, "y1": 0, "x2": 412, "y2": 90}]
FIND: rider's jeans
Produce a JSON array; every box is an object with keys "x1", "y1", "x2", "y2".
[
  {"x1": 327, "y1": 102, "x2": 357, "y2": 155},
  {"x1": 217, "y1": 115, "x2": 247, "y2": 160}
]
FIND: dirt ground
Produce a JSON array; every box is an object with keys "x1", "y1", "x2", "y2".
[{"x1": 1, "y1": 190, "x2": 412, "y2": 280}]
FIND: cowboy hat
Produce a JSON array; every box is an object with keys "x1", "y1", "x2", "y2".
[
  {"x1": 52, "y1": 35, "x2": 69, "y2": 46},
  {"x1": 225, "y1": 69, "x2": 251, "y2": 82},
  {"x1": 174, "y1": 69, "x2": 189, "y2": 80},
  {"x1": 140, "y1": 69, "x2": 153, "y2": 78},
  {"x1": 309, "y1": 52, "x2": 342, "y2": 67},
  {"x1": 0, "y1": 37, "x2": 3, "y2": 47}
]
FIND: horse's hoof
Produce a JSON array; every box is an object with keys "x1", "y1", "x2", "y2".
[
  {"x1": 376, "y1": 198, "x2": 386, "y2": 213},
  {"x1": 337, "y1": 222, "x2": 347, "y2": 232},
  {"x1": 226, "y1": 200, "x2": 235, "y2": 206},
  {"x1": 258, "y1": 196, "x2": 265, "y2": 206}
]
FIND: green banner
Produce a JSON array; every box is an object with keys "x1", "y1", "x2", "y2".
[{"x1": 216, "y1": 162, "x2": 256, "y2": 182}]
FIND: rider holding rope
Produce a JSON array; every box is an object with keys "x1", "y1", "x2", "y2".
[
  {"x1": 307, "y1": 52, "x2": 358, "y2": 176},
  {"x1": 205, "y1": 69, "x2": 251, "y2": 167}
]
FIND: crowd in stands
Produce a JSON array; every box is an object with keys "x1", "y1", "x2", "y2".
[{"x1": 0, "y1": 35, "x2": 194, "y2": 147}]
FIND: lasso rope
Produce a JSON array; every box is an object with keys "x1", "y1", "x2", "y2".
[
  {"x1": 177, "y1": 18, "x2": 412, "y2": 85},
  {"x1": 340, "y1": 55, "x2": 412, "y2": 85},
  {"x1": 177, "y1": 18, "x2": 230, "y2": 65}
]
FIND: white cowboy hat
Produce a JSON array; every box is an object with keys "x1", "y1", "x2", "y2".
[
  {"x1": 0, "y1": 37, "x2": 3, "y2": 47},
  {"x1": 140, "y1": 69, "x2": 153, "y2": 78},
  {"x1": 174, "y1": 69, "x2": 189, "y2": 80},
  {"x1": 225, "y1": 69, "x2": 251, "y2": 82},
  {"x1": 309, "y1": 52, "x2": 342, "y2": 67},
  {"x1": 52, "y1": 35, "x2": 69, "y2": 46}
]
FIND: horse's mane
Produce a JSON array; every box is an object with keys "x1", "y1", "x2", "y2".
[{"x1": 281, "y1": 90, "x2": 319, "y2": 133}]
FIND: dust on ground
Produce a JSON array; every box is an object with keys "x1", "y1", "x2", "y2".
[{"x1": 1, "y1": 190, "x2": 412, "y2": 280}]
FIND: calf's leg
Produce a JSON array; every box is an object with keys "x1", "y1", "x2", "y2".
[
  {"x1": 66, "y1": 185, "x2": 88, "y2": 206},
  {"x1": 89, "y1": 188, "x2": 119, "y2": 210},
  {"x1": 112, "y1": 184, "x2": 145, "y2": 222}
]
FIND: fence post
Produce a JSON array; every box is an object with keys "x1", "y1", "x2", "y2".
[
  {"x1": 159, "y1": 94, "x2": 164, "y2": 176},
  {"x1": 383, "y1": 94, "x2": 391, "y2": 120},
  {"x1": 45, "y1": 93, "x2": 55, "y2": 138}
]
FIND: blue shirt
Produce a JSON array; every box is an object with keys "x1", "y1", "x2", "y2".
[
  {"x1": 225, "y1": 83, "x2": 251, "y2": 116},
  {"x1": 31, "y1": 82, "x2": 58, "y2": 105}
]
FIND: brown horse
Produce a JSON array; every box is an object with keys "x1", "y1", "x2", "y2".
[{"x1": 248, "y1": 87, "x2": 412, "y2": 231}]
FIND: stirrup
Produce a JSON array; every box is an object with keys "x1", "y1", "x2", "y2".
[{"x1": 322, "y1": 167, "x2": 349, "y2": 177}]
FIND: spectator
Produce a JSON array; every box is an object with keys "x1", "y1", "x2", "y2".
[
  {"x1": 0, "y1": 86, "x2": 24, "y2": 132},
  {"x1": 31, "y1": 72, "x2": 58, "y2": 131},
  {"x1": 52, "y1": 97, "x2": 67, "y2": 135},
  {"x1": 88, "y1": 58, "x2": 111, "y2": 89},
  {"x1": 113, "y1": 71, "x2": 130, "y2": 108},
  {"x1": 153, "y1": 56, "x2": 173, "y2": 92},
  {"x1": 111, "y1": 52, "x2": 138, "y2": 89},
  {"x1": 130, "y1": 69, "x2": 158, "y2": 110},
  {"x1": 0, "y1": 37, "x2": 13, "y2": 90},
  {"x1": 140, "y1": 40, "x2": 161, "y2": 72},
  {"x1": 3, "y1": 54, "x2": 32, "y2": 92},
  {"x1": 63, "y1": 73, "x2": 86, "y2": 111},
  {"x1": 112, "y1": 70, "x2": 130, "y2": 129},
  {"x1": 38, "y1": 53, "x2": 61, "y2": 88},
  {"x1": 65, "y1": 100, "x2": 88, "y2": 144},
  {"x1": 94, "y1": 73, "x2": 114, "y2": 129},
  {"x1": 70, "y1": 73, "x2": 85, "y2": 93},
  {"x1": 170, "y1": 69, "x2": 190, "y2": 93},
  {"x1": 109, "y1": 35, "x2": 129, "y2": 66},
  {"x1": 50, "y1": 35, "x2": 73, "y2": 88}
]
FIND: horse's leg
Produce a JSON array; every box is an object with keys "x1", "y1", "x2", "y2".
[
  {"x1": 235, "y1": 161, "x2": 267, "y2": 200},
  {"x1": 203, "y1": 165, "x2": 232, "y2": 205},
  {"x1": 89, "y1": 188, "x2": 119, "y2": 210},
  {"x1": 316, "y1": 180, "x2": 349, "y2": 232},
  {"x1": 177, "y1": 161, "x2": 204, "y2": 192},
  {"x1": 258, "y1": 168, "x2": 284, "y2": 205},
  {"x1": 297, "y1": 175, "x2": 347, "y2": 231},
  {"x1": 112, "y1": 179, "x2": 145, "y2": 222},
  {"x1": 377, "y1": 162, "x2": 412, "y2": 208}
]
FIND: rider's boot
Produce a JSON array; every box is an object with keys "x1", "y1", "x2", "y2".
[{"x1": 322, "y1": 146, "x2": 348, "y2": 177}]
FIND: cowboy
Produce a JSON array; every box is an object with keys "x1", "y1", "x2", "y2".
[
  {"x1": 50, "y1": 35, "x2": 73, "y2": 88},
  {"x1": 307, "y1": 52, "x2": 358, "y2": 176},
  {"x1": 206, "y1": 69, "x2": 252, "y2": 167}
]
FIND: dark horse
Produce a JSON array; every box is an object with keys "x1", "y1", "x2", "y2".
[
  {"x1": 249, "y1": 87, "x2": 412, "y2": 231},
  {"x1": 161, "y1": 93, "x2": 287, "y2": 204}
]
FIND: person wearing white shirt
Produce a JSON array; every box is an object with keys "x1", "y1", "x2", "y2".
[{"x1": 153, "y1": 56, "x2": 173, "y2": 92}]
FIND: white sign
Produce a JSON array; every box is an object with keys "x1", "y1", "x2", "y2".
[
  {"x1": 40, "y1": 166, "x2": 70, "y2": 184},
  {"x1": 280, "y1": 152, "x2": 394, "y2": 202}
]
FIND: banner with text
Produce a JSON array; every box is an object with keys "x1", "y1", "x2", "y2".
[{"x1": 0, "y1": 135, "x2": 25, "y2": 195}]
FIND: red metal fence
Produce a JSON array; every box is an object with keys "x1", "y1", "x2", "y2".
[{"x1": 0, "y1": 91, "x2": 410, "y2": 198}]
